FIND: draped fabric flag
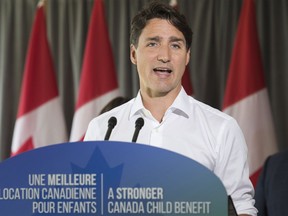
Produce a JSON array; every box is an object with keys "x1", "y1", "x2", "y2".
[
  {"x1": 70, "y1": 0, "x2": 120, "y2": 141},
  {"x1": 11, "y1": 1, "x2": 67, "y2": 156},
  {"x1": 170, "y1": 0, "x2": 194, "y2": 96},
  {"x1": 222, "y1": 0, "x2": 278, "y2": 186}
]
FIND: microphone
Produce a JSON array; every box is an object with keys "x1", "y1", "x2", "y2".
[
  {"x1": 132, "y1": 117, "x2": 144, "y2": 142},
  {"x1": 228, "y1": 195, "x2": 238, "y2": 216},
  {"x1": 104, "y1": 116, "x2": 117, "y2": 140}
]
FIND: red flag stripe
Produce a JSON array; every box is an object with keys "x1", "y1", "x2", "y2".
[
  {"x1": 223, "y1": 0, "x2": 278, "y2": 187},
  {"x1": 223, "y1": 0, "x2": 265, "y2": 109},
  {"x1": 11, "y1": 137, "x2": 34, "y2": 157},
  {"x1": 70, "y1": 0, "x2": 120, "y2": 141},
  {"x1": 70, "y1": 89, "x2": 119, "y2": 141},
  {"x1": 18, "y1": 6, "x2": 58, "y2": 117},
  {"x1": 250, "y1": 167, "x2": 262, "y2": 188},
  {"x1": 76, "y1": 0, "x2": 118, "y2": 109},
  {"x1": 12, "y1": 97, "x2": 67, "y2": 154},
  {"x1": 11, "y1": 3, "x2": 67, "y2": 156}
]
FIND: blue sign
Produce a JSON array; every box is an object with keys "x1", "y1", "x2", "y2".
[{"x1": 0, "y1": 141, "x2": 227, "y2": 215}]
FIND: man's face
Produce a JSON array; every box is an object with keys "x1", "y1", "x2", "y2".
[{"x1": 130, "y1": 18, "x2": 190, "y2": 98}]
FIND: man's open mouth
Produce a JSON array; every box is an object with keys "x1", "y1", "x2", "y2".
[{"x1": 153, "y1": 67, "x2": 172, "y2": 73}]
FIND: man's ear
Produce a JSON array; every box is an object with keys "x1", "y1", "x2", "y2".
[
  {"x1": 186, "y1": 49, "x2": 190, "y2": 66},
  {"x1": 130, "y1": 44, "x2": 137, "y2": 65}
]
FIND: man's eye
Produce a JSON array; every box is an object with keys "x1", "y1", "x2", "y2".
[
  {"x1": 171, "y1": 44, "x2": 181, "y2": 49},
  {"x1": 147, "y1": 42, "x2": 157, "y2": 47}
]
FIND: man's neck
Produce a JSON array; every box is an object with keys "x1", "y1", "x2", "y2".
[{"x1": 140, "y1": 88, "x2": 181, "y2": 123}]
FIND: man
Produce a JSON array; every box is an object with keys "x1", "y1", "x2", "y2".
[
  {"x1": 85, "y1": 1, "x2": 257, "y2": 215},
  {"x1": 255, "y1": 149, "x2": 288, "y2": 216}
]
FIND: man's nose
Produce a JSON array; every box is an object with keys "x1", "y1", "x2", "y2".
[{"x1": 157, "y1": 46, "x2": 171, "y2": 63}]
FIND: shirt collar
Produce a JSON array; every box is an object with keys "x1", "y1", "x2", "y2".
[
  {"x1": 168, "y1": 87, "x2": 191, "y2": 119},
  {"x1": 129, "y1": 87, "x2": 191, "y2": 120},
  {"x1": 129, "y1": 91, "x2": 145, "y2": 119}
]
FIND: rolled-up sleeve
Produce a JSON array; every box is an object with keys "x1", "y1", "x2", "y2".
[{"x1": 215, "y1": 118, "x2": 257, "y2": 216}]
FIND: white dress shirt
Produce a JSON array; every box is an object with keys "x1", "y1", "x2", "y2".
[{"x1": 84, "y1": 87, "x2": 257, "y2": 215}]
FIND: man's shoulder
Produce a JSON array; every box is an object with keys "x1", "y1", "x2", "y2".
[
  {"x1": 189, "y1": 97, "x2": 235, "y2": 122},
  {"x1": 261, "y1": 149, "x2": 288, "y2": 181},
  {"x1": 267, "y1": 149, "x2": 288, "y2": 167}
]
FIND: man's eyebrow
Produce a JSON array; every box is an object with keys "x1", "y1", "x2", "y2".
[
  {"x1": 145, "y1": 36, "x2": 161, "y2": 42},
  {"x1": 169, "y1": 36, "x2": 185, "y2": 43},
  {"x1": 144, "y1": 36, "x2": 185, "y2": 45}
]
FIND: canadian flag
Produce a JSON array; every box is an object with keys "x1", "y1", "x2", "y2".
[
  {"x1": 11, "y1": 1, "x2": 67, "y2": 156},
  {"x1": 222, "y1": 0, "x2": 278, "y2": 186},
  {"x1": 170, "y1": 0, "x2": 194, "y2": 95},
  {"x1": 69, "y1": 0, "x2": 120, "y2": 141}
]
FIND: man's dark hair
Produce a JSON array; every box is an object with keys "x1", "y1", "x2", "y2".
[{"x1": 130, "y1": 0, "x2": 192, "y2": 50}]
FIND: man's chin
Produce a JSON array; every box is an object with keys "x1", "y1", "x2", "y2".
[{"x1": 146, "y1": 86, "x2": 179, "y2": 98}]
